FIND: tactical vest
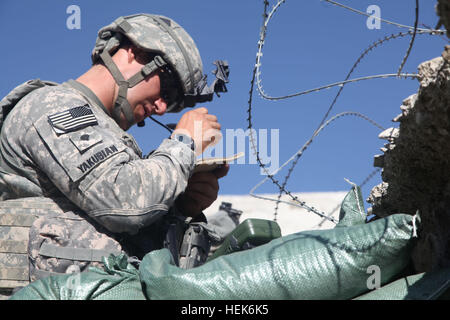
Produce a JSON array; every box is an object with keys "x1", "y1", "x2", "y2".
[
  {"x1": 0, "y1": 197, "x2": 61, "y2": 299},
  {"x1": 0, "y1": 80, "x2": 58, "y2": 299}
]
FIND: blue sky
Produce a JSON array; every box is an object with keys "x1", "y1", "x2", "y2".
[{"x1": 0, "y1": 0, "x2": 447, "y2": 203}]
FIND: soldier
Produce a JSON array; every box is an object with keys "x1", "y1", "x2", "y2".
[{"x1": 0, "y1": 14, "x2": 229, "y2": 280}]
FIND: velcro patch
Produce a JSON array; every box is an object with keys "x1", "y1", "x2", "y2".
[
  {"x1": 76, "y1": 145, "x2": 120, "y2": 174},
  {"x1": 48, "y1": 104, "x2": 98, "y2": 134}
]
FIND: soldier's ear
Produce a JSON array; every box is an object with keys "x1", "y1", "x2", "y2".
[{"x1": 127, "y1": 46, "x2": 136, "y2": 64}]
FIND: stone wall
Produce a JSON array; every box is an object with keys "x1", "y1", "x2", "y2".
[
  {"x1": 436, "y1": 0, "x2": 450, "y2": 38},
  {"x1": 367, "y1": 3, "x2": 450, "y2": 272}
]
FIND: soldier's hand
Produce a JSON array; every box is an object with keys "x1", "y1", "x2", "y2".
[
  {"x1": 176, "y1": 164, "x2": 230, "y2": 218},
  {"x1": 172, "y1": 107, "x2": 221, "y2": 155}
]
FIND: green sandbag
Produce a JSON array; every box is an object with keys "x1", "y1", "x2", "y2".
[
  {"x1": 10, "y1": 186, "x2": 418, "y2": 300},
  {"x1": 354, "y1": 267, "x2": 450, "y2": 300},
  {"x1": 139, "y1": 186, "x2": 418, "y2": 300},
  {"x1": 9, "y1": 254, "x2": 145, "y2": 300}
]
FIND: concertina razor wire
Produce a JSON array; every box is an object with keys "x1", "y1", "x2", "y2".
[{"x1": 246, "y1": 0, "x2": 446, "y2": 225}]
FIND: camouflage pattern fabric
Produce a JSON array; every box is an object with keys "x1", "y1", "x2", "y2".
[
  {"x1": 0, "y1": 197, "x2": 58, "y2": 295},
  {"x1": 0, "y1": 196, "x2": 119, "y2": 295},
  {"x1": 0, "y1": 81, "x2": 196, "y2": 279},
  {"x1": 28, "y1": 209, "x2": 124, "y2": 281},
  {"x1": 0, "y1": 197, "x2": 123, "y2": 282}
]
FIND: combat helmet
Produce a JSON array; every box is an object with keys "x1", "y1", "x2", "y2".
[{"x1": 91, "y1": 14, "x2": 229, "y2": 127}]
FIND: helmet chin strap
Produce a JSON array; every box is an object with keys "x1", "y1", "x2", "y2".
[{"x1": 99, "y1": 50, "x2": 167, "y2": 128}]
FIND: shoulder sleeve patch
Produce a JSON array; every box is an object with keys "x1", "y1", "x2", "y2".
[
  {"x1": 48, "y1": 104, "x2": 98, "y2": 135},
  {"x1": 32, "y1": 115, "x2": 127, "y2": 187}
]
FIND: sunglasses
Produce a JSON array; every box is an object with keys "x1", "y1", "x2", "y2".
[{"x1": 158, "y1": 66, "x2": 181, "y2": 107}]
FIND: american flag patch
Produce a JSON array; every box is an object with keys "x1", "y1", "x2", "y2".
[{"x1": 48, "y1": 104, "x2": 98, "y2": 134}]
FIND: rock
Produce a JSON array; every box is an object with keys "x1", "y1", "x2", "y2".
[
  {"x1": 442, "y1": 45, "x2": 450, "y2": 62},
  {"x1": 378, "y1": 128, "x2": 399, "y2": 141},
  {"x1": 367, "y1": 54, "x2": 450, "y2": 272},
  {"x1": 392, "y1": 113, "x2": 404, "y2": 123},
  {"x1": 436, "y1": 0, "x2": 450, "y2": 38},
  {"x1": 373, "y1": 154, "x2": 384, "y2": 168}
]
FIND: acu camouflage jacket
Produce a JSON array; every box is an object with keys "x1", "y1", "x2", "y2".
[{"x1": 0, "y1": 79, "x2": 196, "y2": 235}]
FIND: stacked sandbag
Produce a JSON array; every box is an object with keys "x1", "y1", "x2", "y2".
[
  {"x1": 10, "y1": 186, "x2": 422, "y2": 300},
  {"x1": 139, "y1": 186, "x2": 418, "y2": 300}
]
